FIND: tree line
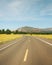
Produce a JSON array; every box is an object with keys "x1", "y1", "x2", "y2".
[
  {"x1": 0, "y1": 29, "x2": 52, "y2": 34},
  {"x1": 0, "y1": 29, "x2": 27, "y2": 34},
  {"x1": 0, "y1": 29, "x2": 11, "y2": 34}
]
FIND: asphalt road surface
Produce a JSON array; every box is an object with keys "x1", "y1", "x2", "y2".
[{"x1": 0, "y1": 36, "x2": 52, "y2": 65}]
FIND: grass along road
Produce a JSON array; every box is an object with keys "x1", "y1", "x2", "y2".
[
  {"x1": 32, "y1": 34, "x2": 52, "y2": 39},
  {"x1": 0, "y1": 34, "x2": 22, "y2": 45}
]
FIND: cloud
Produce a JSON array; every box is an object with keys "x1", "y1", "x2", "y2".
[
  {"x1": 0, "y1": 0, "x2": 52, "y2": 21},
  {"x1": 0, "y1": 13, "x2": 4, "y2": 17},
  {"x1": 1, "y1": 16, "x2": 44, "y2": 21},
  {"x1": 1, "y1": 0, "x2": 31, "y2": 17},
  {"x1": 0, "y1": 0, "x2": 41, "y2": 17},
  {"x1": 6, "y1": 1, "x2": 22, "y2": 16},
  {"x1": 40, "y1": 4, "x2": 52, "y2": 16}
]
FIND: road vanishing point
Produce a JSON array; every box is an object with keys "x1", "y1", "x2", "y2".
[{"x1": 0, "y1": 36, "x2": 52, "y2": 65}]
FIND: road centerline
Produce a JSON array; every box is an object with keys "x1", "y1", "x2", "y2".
[{"x1": 24, "y1": 48, "x2": 28, "y2": 62}]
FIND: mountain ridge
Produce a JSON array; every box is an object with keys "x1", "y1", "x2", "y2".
[{"x1": 17, "y1": 26, "x2": 52, "y2": 33}]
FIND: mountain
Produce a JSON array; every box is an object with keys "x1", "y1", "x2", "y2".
[
  {"x1": 17, "y1": 26, "x2": 40, "y2": 33},
  {"x1": 40, "y1": 28, "x2": 52, "y2": 33},
  {"x1": 17, "y1": 26, "x2": 52, "y2": 33}
]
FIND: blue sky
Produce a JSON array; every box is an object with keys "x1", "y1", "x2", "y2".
[{"x1": 0, "y1": 0, "x2": 52, "y2": 30}]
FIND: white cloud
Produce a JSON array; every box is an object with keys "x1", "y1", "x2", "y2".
[
  {"x1": 0, "y1": 0, "x2": 51, "y2": 21},
  {"x1": 0, "y1": 12, "x2": 4, "y2": 17},
  {"x1": 3, "y1": 0, "x2": 41, "y2": 17},
  {"x1": 5, "y1": 1, "x2": 22, "y2": 16},
  {"x1": 40, "y1": 4, "x2": 52, "y2": 16},
  {"x1": 3, "y1": 0, "x2": 32, "y2": 17},
  {"x1": 0, "y1": 13, "x2": 3, "y2": 17}
]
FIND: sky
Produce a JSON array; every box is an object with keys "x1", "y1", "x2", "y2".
[{"x1": 0, "y1": 0, "x2": 52, "y2": 30}]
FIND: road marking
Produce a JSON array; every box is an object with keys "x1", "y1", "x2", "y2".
[
  {"x1": 36, "y1": 37, "x2": 52, "y2": 46},
  {"x1": 0, "y1": 37, "x2": 24, "y2": 51},
  {"x1": 24, "y1": 49, "x2": 28, "y2": 62},
  {"x1": 0, "y1": 41, "x2": 17, "y2": 51},
  {"x1": 0, "y1": 37, "x2": 26, "y2": 51}
]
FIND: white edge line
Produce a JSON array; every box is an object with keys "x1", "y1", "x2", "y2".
[
  {"x1": 24, "y1": 49, "x2": 28, "y2": 62},
  {"x1": 0, "y1": 37, "x2": 25, "y2": 51},
  {"x1": 36, "y1": 37, "x2": 52, "y2": 46},
  {"x1": 0, "y1": 41, "x2": 17, "y2": 51},
  {"x1": 0, "y1": 38, "x2": 21, "y2": 51}
]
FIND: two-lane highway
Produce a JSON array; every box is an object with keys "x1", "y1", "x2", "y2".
[{"x1": 0, "y1": 36, "x2": 52, "y2": 65}]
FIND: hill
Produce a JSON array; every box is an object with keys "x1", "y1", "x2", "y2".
[{"x1": 17, "y1": 26, "x2": 52, "y2": 34}]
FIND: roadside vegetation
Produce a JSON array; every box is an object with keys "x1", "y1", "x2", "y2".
[
  {"x1": 33, "y1": 34, "x2": 52, "y2": 39},
  {"x1": 0, "y1": 34, "x2": 22, "y2": 44}
]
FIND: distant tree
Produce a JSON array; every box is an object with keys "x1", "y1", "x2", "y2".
[
  {"x1": 5, "y1": 29, "x2": 11, "y2": 34},
  {"x1": 1, "y1": 29, "x2": 5, "y2": 34},
  {"x1": 13, "y1": 30, "x2": 18, "y2": 34},
  {"x1": 0, "y1": 30, "x2": 2, "y2": 34}
]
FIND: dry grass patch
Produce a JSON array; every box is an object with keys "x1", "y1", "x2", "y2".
[
  {"x1": 0, "y1": 34, "x2": 22, "y2": 44},
  {"x1": 32, "y1": 34, "x2": 52, "y2": 39}
]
